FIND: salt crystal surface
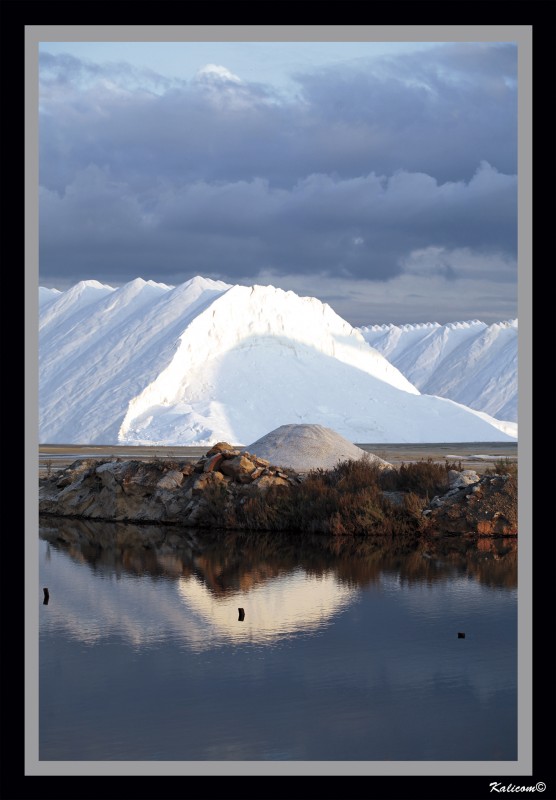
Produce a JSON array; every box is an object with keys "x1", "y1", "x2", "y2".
[
  {"x1": 39, "y1": 277, "x2": 517, "y2": 445},
  {"x1": 247, "y1": 424, "x2": 391, "y2": 472}
]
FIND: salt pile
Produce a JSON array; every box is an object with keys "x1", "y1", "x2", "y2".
[
  {"x1": 247, "y1": 424, "x2": 391, "y2": 472},
  {"x1": 358, "y1": 319, "x2": 518, "y2": 422},
  {"x1": 39, "y1": 277, "x2": 517, "y2": 445}
]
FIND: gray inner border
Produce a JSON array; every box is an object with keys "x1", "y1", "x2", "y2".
[{"x1": 25, "y1": 24, "x2": 532, "y2": 778}]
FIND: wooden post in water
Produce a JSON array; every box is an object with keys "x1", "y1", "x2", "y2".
[
  {"x1": 238, "y1": 608, "x2": 245, "y2": 621},
  {"x1": 43, "y1": 587, "x2": 50, "y2": 605}
]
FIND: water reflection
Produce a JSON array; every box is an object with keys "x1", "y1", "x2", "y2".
[
  {"x1": 39, "y1": 517, "x2": 517, "y2": 761},
  {"x1": 39, "y1": 517, "x2": 516, "y2": 651},
  {"x1": 177, "y1": 569, "x2": 356, "y2": 644},
  {"x1": 40, "y1": 516, "x2": 517, "y2": 586}
]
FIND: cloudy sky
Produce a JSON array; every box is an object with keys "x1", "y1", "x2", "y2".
[{"x1": 38, "y1": 40, "x2": 518, "y2": 325}]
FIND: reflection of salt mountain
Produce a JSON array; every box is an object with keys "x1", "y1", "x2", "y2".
[
  {"x1": 39, "y1": 520, "x2": 516, "y2": 660},
  {"x1": 39, "y1": 276, "x2": 516, "y2": 444},
  {"x1": 39, "y1": 538, "x2": 357, "y2": 650},
  {"x1": 176, "y1": 570, "x2": 357, "y2": 644}
]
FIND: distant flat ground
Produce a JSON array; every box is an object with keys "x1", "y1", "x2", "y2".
[{"x1": 39, "y1": 442, "x2": 517, "y2": 476}]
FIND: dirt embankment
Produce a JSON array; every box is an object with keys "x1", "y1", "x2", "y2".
[{"x1": 39, "y1": 445, "x2": 517, "y2": 538}]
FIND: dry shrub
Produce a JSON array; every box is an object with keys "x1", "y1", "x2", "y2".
[
  {"x1": 284, "y1": 475, "x2": 342, "y2": 533},
  {"x1": 444, "y1": 459, "x2": 463, "y2": 472},
  {"x1": 485, "y1": 458, "x2": 518, "y2": 478},
  {"x1": 195, "y1": 483, "x2": 234, "y2": 527},
  {"x1": 256, "y1": 460, "x2": 428, "y2": 537},
  {"x1": 326, "y1": 458, "x2": 384, "y2": 490},
  {"x1": 403, "y1": 491, "x2": 427, "y2": 518},
  {"x1": 334, "y1": 485, "x2": 386, "y2": 533},
  {"x1": 197, "y1": 458, "x2": 441, "y2": 537},
  {"x1": 380, "y1": 459, "x2": 450, "y2": 498},
  {"x1": 233, "y1": 487, "x2": 284, "y2": 531}
]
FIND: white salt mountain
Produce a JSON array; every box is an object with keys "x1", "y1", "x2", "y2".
[
  {"x1": 39, "y1": 286, "x2": 62, "y2": 307},
  {"x1": 247, "y1": 424, "x2": 391, "y2": 472},
  {"x1": 39, "y1": 277, "x2": 517, "y2": 445},
  {"x1": 358, "y1": 320, "x2": 517, "y2": 422}
]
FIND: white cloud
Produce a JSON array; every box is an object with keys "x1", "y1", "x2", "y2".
[{"x1": 195, "y1": 63, "x2": 242, "y2": 83}]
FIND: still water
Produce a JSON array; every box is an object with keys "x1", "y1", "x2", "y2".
[{"x1": 39, "y1": 518, "x2": 517, "y2": 761}]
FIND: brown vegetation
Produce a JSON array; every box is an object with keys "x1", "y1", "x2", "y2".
[
  {"x1": 193, "y1": 457, "x2": 438, "y2": 537},
  {"x1": 378, "y1": 458, "x2": 455, "y2": 497},
  {"x1": 425, "y1": 473, "x2": 517, "y2": 536},
  {"x1": 40, "y1": 451, "x2": 517, "y2": 539},
  {"x1": 485, "y1": 458, "x2": 518, "y2": 478}
]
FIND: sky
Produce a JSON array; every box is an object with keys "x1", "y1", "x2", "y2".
[{"x1": 38, "y1": 40, "x2": 518, "y2": 325}]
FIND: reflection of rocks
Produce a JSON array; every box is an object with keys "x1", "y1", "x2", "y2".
[
  {"x1": 420, "y1": 534, "x2": 517, "y2": 589},
  {"x1": 425, "y1": 474, "x2": 517, "y2": 536},
  {"x1": 39, "y1": 517, "x2": 517, "y2": 591},
  {"x1": 39, "y1": 517, "x2": 199, "y2": 579},
  {"x1": 39, "y1": 445, "x2": 300, "y2": 526}
]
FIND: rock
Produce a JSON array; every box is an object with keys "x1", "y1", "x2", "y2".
[
  {"x1": 40, "y1": 446, "x2": 514, "y2": 538},
  {"x1": 156, "y1": 470, "x2": 184, "y2": 490},
  {"x1": 220, "y1": 455, "x2": 257, "y2": 481},
  {"x1": 448, "y1": 469, "x2": 480, "y2": 488},
  {"x1": 252, "y1": 474, "x2": 291, "y2": 491},
  {"x1": 192, "y1": 471, "x2": 226, "y2": 495},
  {"x1": 55, "y1": 459, "x2": 98, "y2": 488},
  {"x1": 425, "y1": 474, "x2": 517, "y2": 536},
  {"x1": 206, "y1": 442, "x2": 237, "y2": 457},
  {"x1": 42, "y1": 451, "x2": 275, "y2": 526},
  {"x1": 183, "y1": 498, "x2": 209, "y2": 525},
  {"x1": 204, "y1": 453, "x2": 224, "y2": 473}
]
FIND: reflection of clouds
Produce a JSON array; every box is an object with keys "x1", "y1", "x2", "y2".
[
  {"x1": 373, "y1": 572, "x2": 517, "y2": 702},
  {"x1": 39, "y1": 539, "x2": 517, "y2": 716},
  {"x1": 176, "y1": 569, "x2": 357, "y2": 645},
  {"x1": 40, "y1": 546, "x2": 195, "y2": 648},
  {"x1": 39, "y1": 541, "x2": 357, "y2": 651},
  {"x1": 380, "y1": 570, "x2": 517, "y2": 615}
]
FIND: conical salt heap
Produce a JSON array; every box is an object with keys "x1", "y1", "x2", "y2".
[{"x1": 248, "y1": 424, "x2": 391, "y2": 472}]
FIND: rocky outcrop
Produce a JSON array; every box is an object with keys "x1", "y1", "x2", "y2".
[
  {"x1": 39, "y1": 445, "x2": 517, "y2": 537},
  {"x1": 448, "y1": 469, "x2": 480, "y2": 488},
  {"x1": 39, "y1": 444, "x2": 300, "y2": 526},
  {"x1": 424, "y1": 473, "x2": 517, "y2": 536}
]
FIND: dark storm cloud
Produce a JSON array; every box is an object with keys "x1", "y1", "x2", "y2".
[
  {"x1": 38, "y1": 44, "x2": 517, "y2": 288},
  {"x1": 293, "y1": 43, "x2": 517, "y2": 183}
]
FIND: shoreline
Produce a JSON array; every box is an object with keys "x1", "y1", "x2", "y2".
[
  {"x1": 39, "y1": 446, "x2": 517, "y2": 537},
  {"x1": 39, "y1": 441, "x2": 517, "y2": 476}
]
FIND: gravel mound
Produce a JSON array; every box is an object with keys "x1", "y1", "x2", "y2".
[{"x1": 247, "y1": 424, "x2": 391, "y2": 472}]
